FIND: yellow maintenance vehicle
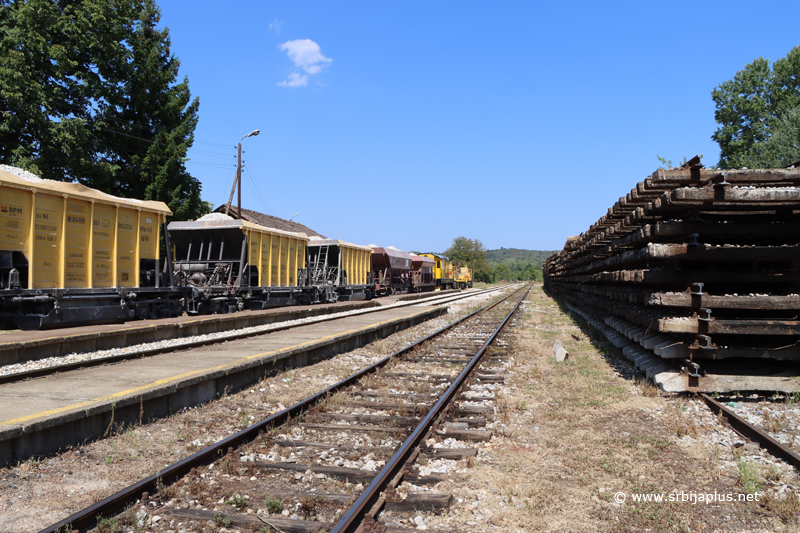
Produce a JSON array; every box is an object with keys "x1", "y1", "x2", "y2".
[
  {"x1": 455, "y1": 265, "x2": 473, "y2": 289},
  {"x1": 418, "y1": 253, "x2": 454, "y2": 290}
]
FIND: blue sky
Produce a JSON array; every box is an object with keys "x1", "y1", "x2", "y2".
[{"x1": 158, "y1": 0, "x2": 800, "y2": 253}]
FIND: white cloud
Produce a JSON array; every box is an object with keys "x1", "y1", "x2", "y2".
[
  {"x1": 277, "y1": 72, "x2": 308, "y2": 87},
  {"x1": 269, "y1": 19, "x2": 283, "y2": 33},
  {"x1": 277, "y1": 39, "x2": 332, "y2": 87}
]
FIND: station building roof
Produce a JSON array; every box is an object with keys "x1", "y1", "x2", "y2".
[{"x1": 213, "y1": 205, "x2": 326, "y2": 238}]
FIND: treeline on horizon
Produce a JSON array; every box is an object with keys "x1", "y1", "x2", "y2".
[
  {"x1": 485, "y1": 248, "x2": 554, "y2": 283},
  {"x1": 440, "y1": 237, "x2": 553, "y2": 283}
]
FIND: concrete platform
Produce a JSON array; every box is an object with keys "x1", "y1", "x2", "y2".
[
  {"x1": 394, "y1": 289, "x2": 461, "y2": 302},
  {"x1": 0, "y1": 300, "x2": 380, "y2": 366},
  {"x1": 0, "y1": 304, "x2": 447, "y2": 465}
]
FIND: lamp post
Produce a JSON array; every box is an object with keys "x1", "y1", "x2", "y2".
[
  {"x1": 225, "y1": 129, "x2": 260, "y2": 217},
  {"x1": 289, "y1": 212, "x2": 300, "y2": 222}
]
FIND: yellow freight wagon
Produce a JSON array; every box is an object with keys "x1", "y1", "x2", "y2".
[
  {"x1": 167, "y1": 218, "x2": 310, "y2": 313},
  {"x1": 0, "y1": 167, "x2": 171, "y2": 289},
  {"x1": 306, "y1": 238, "x2": 373, "y2": 302},
  {"x1": 419, "y1": 253, "x2": 455, "y2": 290},
  {"x1": 0, "y1": 166, "x2": 174, "y2": 329}
]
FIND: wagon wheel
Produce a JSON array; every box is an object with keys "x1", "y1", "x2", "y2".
[{"x1": 173, "y1": 270, "x2": 188, "y2": 287}]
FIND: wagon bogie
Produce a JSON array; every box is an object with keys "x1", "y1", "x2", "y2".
[{"x1": 167, "y1": 218, "x2": 313, "y2": 313}]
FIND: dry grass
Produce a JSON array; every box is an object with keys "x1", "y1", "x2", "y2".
[
  {"x1": 763, "y1": 492, "x2": 800, "y2": 525},
  {"x1": 422, "y1": 286, "x2": 795, "y2": 532},
  {"x1": 638, "y1": 378, "x2": 660, "y2": 398},
  {"x1": 702, "y1": 444, "x2": 723, "y2": 481},
  {"x1": 762, "y1": 409, "x2": 790, "y2": 434},
  {"x1": 663, "y1": 403, "x2": 700, "y2": 438}
]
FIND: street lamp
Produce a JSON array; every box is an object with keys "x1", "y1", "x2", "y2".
[
  {"x1": 289, "y1": 212, "x2": 300, "y2": 222},
  {"x1": 225, "y1": 129, "x2": 261, "y2": 217}
]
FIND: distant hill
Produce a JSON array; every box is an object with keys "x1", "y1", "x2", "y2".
[{"x1": 486, "y1": 248, "x2": 556, "y2": 267}]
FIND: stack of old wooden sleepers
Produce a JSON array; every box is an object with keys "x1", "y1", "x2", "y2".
[{"x1": 544, "y1": 157, "x2": 800, "y2": 392}]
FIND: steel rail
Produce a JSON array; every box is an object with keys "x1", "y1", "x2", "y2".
[
  {"x1": 40, "y1": 285, "x2": 524, "y2": 533},
  {"x1": 701, "y1": 393, "x2": 800, "y2": 469},
  {"x1": 331, "y1": 284, "x2": 531, "y2": 533},
  {"x1": 2, "y1": 285, "x2": 510, "y2": 386}
]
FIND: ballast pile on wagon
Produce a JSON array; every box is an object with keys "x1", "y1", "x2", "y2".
[{"x1": 544, "y1": 157, "x2": 800, "y2": 392}]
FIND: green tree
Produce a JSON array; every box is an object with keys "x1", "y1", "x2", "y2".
[
  {"x1": 90, "y1": 0, "x2": 209, "y2": 220},
  {"x1": 0, "y1": 0, "x2": 209, "y2": 220},
  {"x1": 0, "y1": 0, "x2": 138, "y2": 178},
  {"x1": 492, "y1": 263, "x2": 509, "y2": 282},
  {"x1": 655, "y1": 155, "x2": 688, "y2": 170},
  {"x1": 492, "y1": 257, "x2": 542, "y2": 282},
  {"x1": 444, "y1": 236, "x2": 491, "y2": 282},
  {"x1": 522, "y1": 264, "x2": 543, "y2": 282},
  {"x1": 711, "y1": 45, "x2": 800, "y2": 169},
  {"x1": 761, "y1": 107, "x2": 800, "y2": 165}
]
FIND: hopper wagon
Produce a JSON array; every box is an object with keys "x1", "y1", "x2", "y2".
[
  {"x1": 304, "y1": 238, "x2": 374, "y2": 302},
  {"x1": 0, "y1": 167, "x2": 179, "y2": 329},
  {"x1": 410, "y1": 253, "x2": 436, "y2": 292},
  {"x1": 167, "y1": 218, "x2": 312, "y2": 314},
  {"x1": 370, "y1": 246, "x2": 413, "y2": 296}
]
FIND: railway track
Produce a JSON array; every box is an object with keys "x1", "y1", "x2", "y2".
[
  {"x1": 701, "y1": 394, "x2": 800, "y2": 471},
  {"x1": 39, "y1": 283, "x2": 528, "y2": 532},
  {"x1": 0, "y1": 286, "x2": 510, "y2": 386}
]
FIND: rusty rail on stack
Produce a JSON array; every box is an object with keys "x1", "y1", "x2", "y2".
[{"x1": 544, "y1": 157, "x2": 800, "y2": 393}]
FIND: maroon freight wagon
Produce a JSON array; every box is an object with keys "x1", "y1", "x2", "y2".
[
  {"x1": 370, "y1": 246, "x2": 413, "y2": 296},
  {"x1": 410, "y1": 254, "x2": 436, "y2": 292}
]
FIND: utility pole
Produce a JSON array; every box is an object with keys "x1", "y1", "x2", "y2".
[
  {"x1": 225, "y1": 129, "x2": 260, "y2": 217},
  {"x1": 236, "y1": 140, "x2": 242, "y2": 216}
]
